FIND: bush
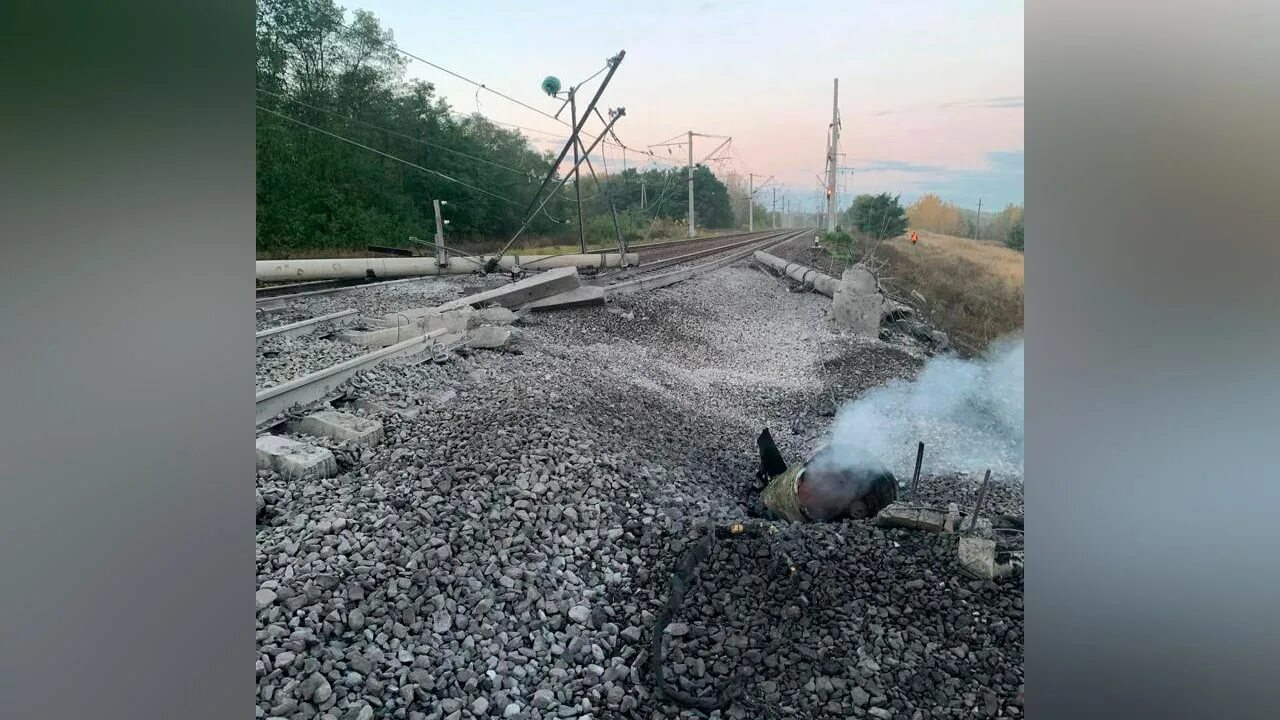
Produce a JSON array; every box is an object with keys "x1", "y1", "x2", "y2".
[
  {"x1": 1005, "y1": 219, "x2": 1024, "y2": 251},
  {"x1": 821, "y1": 230, "x2": 858, "y2": 264},
  {"x1": 846, "y1": 193, "x2": 908, "y2": 240}
]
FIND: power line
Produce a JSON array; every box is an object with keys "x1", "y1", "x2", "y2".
[
  {"x1": 353, "y1": 25, "x2": 672, "y2": 160},
  {"x1": 257, "y1": 88, "x2": 540, "y2": 179},
  {"x1": 257, "y1": 104, "x2": 567, "y2": 223}
]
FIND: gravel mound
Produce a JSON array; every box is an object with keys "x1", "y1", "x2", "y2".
[{"x1": 256, "y1": 261, "x2": 1022, "y2": 719}]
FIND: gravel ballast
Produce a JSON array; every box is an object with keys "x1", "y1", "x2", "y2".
[{"x1": 256, "y1": 256, "x2": 1023, "y2": 719}]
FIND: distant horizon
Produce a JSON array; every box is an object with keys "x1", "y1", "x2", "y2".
[{"x1": 346, "y1": 0, "x2": 1024, "y2": 212}]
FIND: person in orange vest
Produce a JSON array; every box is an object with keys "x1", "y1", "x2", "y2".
[{"x1": 910, "y1": 230, "x2": 919, "y2": 245}]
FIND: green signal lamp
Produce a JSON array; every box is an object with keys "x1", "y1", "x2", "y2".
[{"x1": 541, "y1": 76, "x2": 562, "y2": 97}]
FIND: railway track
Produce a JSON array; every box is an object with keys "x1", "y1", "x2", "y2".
[
  {"x1": 255, "y1": 228, "x2": 812, "y2": 424},
  {"x1": 255, "y1": 230, "x2": 790, "y2": 304},
  {"x1": 600, "y1": 228, "x2": 810, "y2": 297}
]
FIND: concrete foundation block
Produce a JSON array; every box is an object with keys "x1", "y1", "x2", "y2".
[
  {"x1": 466, "y1": 325, "x2": 514, "y2": 349},
  {"x1": 296, "y1": 410, "x2": 384, "y2": 446},
  {"x1": 832, "y1": 292, "x2": 883, "y2": 334},
  {"x1": 842, "y1": 265, "x2": 878, "y2": 294},
  {"x1": 831, "y1": 266, "x2": 884, "y2": 335},
  {"x1": 256, "y1": 435, "x2": 337, "y2": 480}
]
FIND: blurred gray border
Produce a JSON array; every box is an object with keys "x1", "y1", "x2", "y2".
[
  {"x1": 1028, "y1": 1, "x2": 1279, "y2": 718},
  {"x1": 2, "y1": 1, "x2": 1277, "y2": 719},
  {"x1": 1, "y1": 2, "x2": 252, "y2": 718}
]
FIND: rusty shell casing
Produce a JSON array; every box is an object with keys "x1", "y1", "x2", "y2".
[{"x1": 761, "y1": 463, "x2": 808, "y2": 522}]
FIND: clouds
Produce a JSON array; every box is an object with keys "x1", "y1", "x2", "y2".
[{"x1": 914, "y1": 150, "x2": 1024, "y2": 209}]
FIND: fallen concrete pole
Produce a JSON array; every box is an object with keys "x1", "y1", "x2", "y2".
[
  {"x1": 752, "y1": 251, "x2": 840, "y2": 297},
  {"x1": 437, "y1": 266, "x2": 581, "y2": 311},
  {"x1": 256, "y1": 253, "x2": 638, "y2": 282},
  {"x1": 523, "y1": 285, "x2": 606, "y2": 311}
]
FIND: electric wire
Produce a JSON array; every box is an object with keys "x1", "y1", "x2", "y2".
[
  {"x1": 258, "y1": 104, "x2": 568, "y2": 223},
  {"x1": 257, "y1": 88, "x2": 539, "y2": 179}
]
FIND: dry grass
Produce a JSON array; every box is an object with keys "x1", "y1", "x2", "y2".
[
  {"x1": 877, "y1": 230, "x2": 1024, "y2": 356},
  {"x1": 885, "y1": 230, "x2": 1024, "y2": 288}
]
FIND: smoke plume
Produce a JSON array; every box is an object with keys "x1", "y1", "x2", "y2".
[{"x1": 824, "y1": 337, "x2": 1024, "y2": 482}]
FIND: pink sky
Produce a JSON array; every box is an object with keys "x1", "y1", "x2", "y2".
[{"x1": 350, "y1": 0, "x2": 1024, "y2": 210}]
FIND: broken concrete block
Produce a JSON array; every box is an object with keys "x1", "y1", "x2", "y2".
[
  {"x1": 875, "y1": 503, "x2": 950, "y2": 532},
  {"x1": 958, "y1": 535, "x2": 1023, "y2": 580},
  {"x1": 473, "y1": 306, "x2": 518, "y2": 326},
  {"x1": 523, "y1": 284, "x2": 606, "y2": 311},
  {"x1": 256, "y1": 435, "x2": 336, "y2": 480},
  {"x1": 424, "y1": 307, "x2": 474, "y2": 334},
  {"x1": 958, "y1": 536, "x2": 998, "y2": 579},
  {"x1": 466, "y1": 325, "x2": 514, "y2": 349},
  {"x1": 296, "y1": 410, "x2": 384, "y2": 446}
]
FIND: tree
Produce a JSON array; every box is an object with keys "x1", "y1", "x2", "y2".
[
  {"x1": 254, "y1": 0, "x2": 740, "y2": 254},
  {"x1": 846, "y1": 192, "x2": 908, "y2": 240},
  {"x1": 906, "y1": 193, "x2": 965, "y2": 235},
  {"x1": 1005, "y1": 218, "x2": 1024, "y2": 251}
]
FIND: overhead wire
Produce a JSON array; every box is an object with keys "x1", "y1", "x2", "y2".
[
  {"x1": 352, "y1": 23, "x2": 676, "y2": 161},
  {"x1": 257, "y1": 104, "x2": 569, "y2": 224},
  {"x1": 257, "y1": 88, "x2": 540, "y2": 179}
]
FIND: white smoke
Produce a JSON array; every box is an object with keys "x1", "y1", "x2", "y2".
[{"x1": 824, "y1": 337, "x2": 1024, "y2": 482}]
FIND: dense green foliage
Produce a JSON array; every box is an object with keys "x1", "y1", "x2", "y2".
[
  {"x1": 821, "y1": 230, "x2": 858, "y2": 264},
  {"x1": 255, "y1": 0, "x2": 737, "y2": 254},
  {"x1": 1005, "y1": 217, "x2": 1024, "y2": 251},
  {"x1": 842, "y1": 192, "x2": 909, "y2": 240}
]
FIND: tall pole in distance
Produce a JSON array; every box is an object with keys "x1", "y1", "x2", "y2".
[
  {"x1": 748, "y1": 173, "x2": 754, "y2": 231},
  {"x1": 825, "y1": 78, "x2": 840, "y2": 232},
  {"x1": 640, "y1": 178, "x2": 646, "y2": 210},
  {"x1": 974, "y1": 197, "x2": 983, "y2": 241},
  {"x1": 570, "y1": 88, "x2": 586, "y2": 253},
  {"x1": 687, "y1": 130, "x2": 696, "y2": 237},
  {"x1": 772, "y1": 187, "x2": 777, "y2": 229}
]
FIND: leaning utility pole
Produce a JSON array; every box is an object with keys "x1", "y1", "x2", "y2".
[
  {"x1": 974, "y1": 197, "x2": 983, "y2": 241},
  {"x1": 825, "y1": 78, "x2": 841, "y2": 232},
  {"x1": 687, "y1": 130, "x2": 696, "y2": 237},
  {"x1": 489, "y1": 51, "x2": 625, "y2": 271},
  {"x1": 569, "y1": 88, "x2": 586, "y2": 253}
]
